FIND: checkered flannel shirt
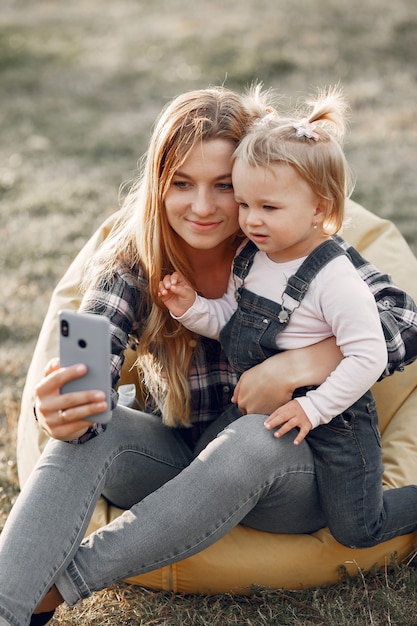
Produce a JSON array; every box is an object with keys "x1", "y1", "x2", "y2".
[{"x1": 334, "y1": 235, "x2": 417, "y2": 374}]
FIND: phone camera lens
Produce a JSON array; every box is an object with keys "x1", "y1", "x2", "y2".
[
  {"x1": 78, "y1": 339, "x2": 87, "y2": 349},
  {"x1": 61, "y1": 320, "x2": 69, "y2": 337}
]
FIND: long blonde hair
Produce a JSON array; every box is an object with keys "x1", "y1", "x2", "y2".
[
  {"x1": 234, "y1": 86, "x2": 353, "y2": 235},
  {"x1": 83, "y1": 86, "x2": 268, "y2": 426}
]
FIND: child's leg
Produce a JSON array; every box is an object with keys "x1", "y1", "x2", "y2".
[{"x1": 307, "y1": 392, "x2": 417, "y2": 548}]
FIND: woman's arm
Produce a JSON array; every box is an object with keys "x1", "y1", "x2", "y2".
[{"x1": 231, "y1": 337, "x2": 343, "y2": 415}]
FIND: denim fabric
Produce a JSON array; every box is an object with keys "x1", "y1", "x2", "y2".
[
  {"x1": 0, "y1": 406, "x2": 324, "y2": 625},
  {"x1": 220, "y1": 239, "x2": 345, "y2": 374},
  {"x1": 221, "y1": 241, "x2": 417, "y2": 550},
  {"x1": 296, "y1": 389, "x2": 417, "y2": 548},
  {"x1": 220, "y1": 286, "x2": 288, "y2": 374}
]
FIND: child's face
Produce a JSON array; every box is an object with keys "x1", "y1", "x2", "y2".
[{"x1": 232, "y1": 160, "x2": 325, "y2": 263}]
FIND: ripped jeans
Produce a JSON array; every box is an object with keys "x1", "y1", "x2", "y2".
[{"x1": 0, "y1": 406, "x2": 324, "y2": 626}]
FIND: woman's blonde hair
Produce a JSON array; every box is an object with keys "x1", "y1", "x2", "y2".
[
  {"x1": 83, "y1": 86, "x2": 267, "y2": 427},
  {"x1": 234, "y1": 86, "x2": 353, "y2": 235}
]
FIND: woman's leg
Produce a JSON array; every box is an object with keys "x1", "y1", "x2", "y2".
[
  {"x1": 53, "y1": 413, "x2": 324, "y2": 606},
  {"x1": 0, "y1": 407, "x2": 193, "y2": 626},
  {"x1": 308, "y1": 394, "x2": 417, "y2": 548},
  {"x1": 0, "y1": 411, "x2": 324, "y2": 625}
]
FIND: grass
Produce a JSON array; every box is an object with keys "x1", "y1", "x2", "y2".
[
  {"x1": 1, "y1": 0, "x2": 417, "y2": 623},
  {"x1": 46, "y1": 559, "x2": 417, "y2": 625}
]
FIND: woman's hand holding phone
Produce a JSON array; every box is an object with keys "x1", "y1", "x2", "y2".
[
  {"x1": 35, "y1": 358, "x2": 108, "y2": 440},
  {"x1": 35, "y1": 311, "x2": 112, "y2": 440}
]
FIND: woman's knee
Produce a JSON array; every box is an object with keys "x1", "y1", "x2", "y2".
[{"x1": 216, "y1": 413, "x2": 315, "y2": 473}]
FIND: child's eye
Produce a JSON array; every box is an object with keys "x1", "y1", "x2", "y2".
[
  {"x1": 263, "y1": 205, "x2": 277, "y2": 211},
  {"x1": 238, "y1": 202, "x2": 249, "y2": 209}
]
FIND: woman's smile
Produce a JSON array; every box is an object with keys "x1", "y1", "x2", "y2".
[{"x1": 186, "y1": 218, "x2": 225, "y2": 231}]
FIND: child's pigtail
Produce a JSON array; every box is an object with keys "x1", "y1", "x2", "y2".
[
  {"x1": 242, "y1": 82, "x2": 279, "y2": 127},
  {"x1": 304, "y1": 86, "x2": 349, "y2": 140}
]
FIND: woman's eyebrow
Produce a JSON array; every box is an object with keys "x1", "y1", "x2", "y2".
[
  {"x1": 173, "y1": 171, "x2": 232, "y2": 180},
  {"x1": 172, "y1": 170, "x2": 191, "y2": 178}
]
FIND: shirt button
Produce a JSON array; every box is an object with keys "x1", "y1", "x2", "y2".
[
  {"x1": 223, "y1": 385, "x2": 230, "y2": 393},
  {"x1": 381, "y1": 299, "x2": 392, "y2": 308}
]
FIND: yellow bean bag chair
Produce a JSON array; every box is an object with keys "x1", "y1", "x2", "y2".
[{"x1": 17, "y1": 199, "x2": 417, "y2": 593}]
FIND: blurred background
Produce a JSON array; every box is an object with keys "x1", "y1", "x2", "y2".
[{"x1": 1, "y1": 0, "x2": 416, "y2": 468}]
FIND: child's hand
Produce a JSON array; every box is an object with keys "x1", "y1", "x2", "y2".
[
  {"x1": 158, "y1": 272, "x2": 196, "y2": 317},
  {"x1": 264, "y1": 399, "x2": 312, "y2": 445}
]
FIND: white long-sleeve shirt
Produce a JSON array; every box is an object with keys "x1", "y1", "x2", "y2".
[{"x1": 175, "y1": 247, "x2": 387, "y2": 429}]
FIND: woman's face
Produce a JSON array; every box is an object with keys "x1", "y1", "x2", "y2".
[{"x1": 164, "y1": 139, "x2": 239, "y2": 252}]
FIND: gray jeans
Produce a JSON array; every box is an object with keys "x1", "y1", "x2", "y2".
[{"x1": 0, "y1": 406, "x2": 324, "y2": 626}]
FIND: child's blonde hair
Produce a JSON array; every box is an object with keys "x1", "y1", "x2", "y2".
[{"x1": 235, "y1": 86, "x2": 353, "y2": 235}]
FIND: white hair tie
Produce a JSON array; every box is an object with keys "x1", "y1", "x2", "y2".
[
  {"x1": 255, "y1": 112, "x2": 276, "y2": 126},
  {"x1": 293, "y1": 118, "x2": 320, "y2": 141}
]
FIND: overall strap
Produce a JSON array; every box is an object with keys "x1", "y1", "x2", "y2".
[
  {"x1": 232, "y1": 240, "x2": 259, "y2": 281},
  {"x1": 285, "y1": 239, "x2": 346, "y2": 303},
  {"x1": 332, "y1": 233, "x2": 368, "y2": 270}
]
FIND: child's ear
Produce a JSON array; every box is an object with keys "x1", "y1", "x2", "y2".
[{"x1": 314, "y1": 199, "x2": 332, "y2": 223}]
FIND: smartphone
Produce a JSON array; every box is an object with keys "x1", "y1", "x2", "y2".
[{"x1": 59, "y1": 310, "x2": 112, "y2": 423}]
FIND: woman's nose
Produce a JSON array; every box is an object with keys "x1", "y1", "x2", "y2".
[{"x1": 192, "y1": 188, "x2": 216, "y2": 215}]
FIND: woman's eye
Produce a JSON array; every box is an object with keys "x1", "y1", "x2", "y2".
[
  {"x1": 173, "y1": 181, "x2": 190, "y2": 189},
  {"x1": 217, "y1": 182, "x2": 234, "y2": 191}
]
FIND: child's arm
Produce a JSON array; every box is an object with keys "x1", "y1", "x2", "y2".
[
  {"x1": 265, "y1": 257, "x2": 388, "y2": 444},
  {"x1": 159, "y1": 271, "x2": 238, "y2": 340}
]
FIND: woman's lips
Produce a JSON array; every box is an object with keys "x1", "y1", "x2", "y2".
[{"x1": 187, "y1": 219, "x2": 222, "y2": 232}]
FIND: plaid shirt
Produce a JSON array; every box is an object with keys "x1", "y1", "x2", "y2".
[
  {"x1": 334, "y1": 235, "x2": 417, "y2": 374},
  {"x1": 76, "y1": 240, "x2": 417, "y2": 443},
  {"x1": 77, "y1": 264, "x2": 237, "y2": 443}
]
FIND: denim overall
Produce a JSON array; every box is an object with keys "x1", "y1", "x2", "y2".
[
  {"x1": 220, "y1": 239, "x2": 417, "y2": 549},
  {"x1": 220, "y1": 238, "x2": 347, "y2": 374}
]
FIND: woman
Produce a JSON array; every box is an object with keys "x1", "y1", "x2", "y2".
[{"x1": 0, "y1": 86, "x2": 414, "y2": 626}]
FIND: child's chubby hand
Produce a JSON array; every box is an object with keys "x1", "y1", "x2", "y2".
[
  {"x1": 158, "y1": 272, "x2": 196, "y2": 317},
  {"x1": 264, "y1": 399, "x2": 313, "y2": 445}
]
